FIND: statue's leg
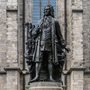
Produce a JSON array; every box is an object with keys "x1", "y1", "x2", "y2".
[
  {"x1": 30, "y1": 62, "x2": 41, "y2": 83},
  {"x1": 48, "y1": 53, "x2": 55, "y2": 81},
  {"x1": 30, "y1": 51, "x2": 43, "y2": 83}
]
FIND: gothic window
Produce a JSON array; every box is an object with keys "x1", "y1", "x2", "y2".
[{"x1": 32, "y1": 0, "x2": 56, "y2": 25}]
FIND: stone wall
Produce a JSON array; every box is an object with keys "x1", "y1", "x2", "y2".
[
  {"x1": 0, "y1": 0, "x2": 22, "y2": 90},
  {"x1": 82, "y1": 0, "x2": 90, "y2": 71},
  {"x1": 82, "y1": 0, "x2": 90, "y2": 90},
  {"x1": 6, "y1": 3, "x2": 18, "y2": 67},
  {"x1": 0, "y1": 73, "x2": 6, "y2": 90},
  {"x1": 0, "y1": 0, "x2": 7, "y2": 90},
  {"x1": 84, "y1": 73, "x2": 90, "y2": 90},
  {"x1": 0, "y1": 0, "x2": 7, "y2": 71},
  {"x1": 17, "y1": 0, "x2": 23, "y2": 69},
  {"x1": 66, "y1": 0, "x2": 84, "y2": 90},
  {"x1": 58, "y1": 0, "x2": 90, "y2": 90},
  {"x1": 6, "y1": 0, "x2": 21, "y2": 90}
]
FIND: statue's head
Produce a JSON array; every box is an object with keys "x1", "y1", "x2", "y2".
[{"x1": 44, "y1": 5, "x2": 54, "y2": 17}]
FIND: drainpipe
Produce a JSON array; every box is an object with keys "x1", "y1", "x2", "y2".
[
  {"x1": 22, "y1": 0, "x2": 25, "y2": 90},
  {"x1": 64, "y1": 0, "x2": 67, "y2": 90},
  {"x1": 65, "y1": 0, "x2": 67, "y2": 43}
]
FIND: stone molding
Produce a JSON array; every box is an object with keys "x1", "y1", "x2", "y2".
[
  {"x1": 6, "y1": 6, "x2": 17, "y2": 11},
  {"x1": 72, "y1": 9, "x2": 83, "y2": 13},
  {"x1": 63, "y1": 67, "x2": 85, "y2": 75},
  {"x1": 84, "y1": 71, "x2": 90, "y2": 74},
  {"x1": 4, "y1": 67, "x2": 21, "y2": 73},
  {"x1": 0, "y1": 71, "x2": 6, "y2": 74}
]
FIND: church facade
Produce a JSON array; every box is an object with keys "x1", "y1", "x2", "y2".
[{"x1": 0, "y1": 0, "x2": 90, "y2": 90}]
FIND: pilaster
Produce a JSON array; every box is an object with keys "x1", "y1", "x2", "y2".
[
  {"x1": 70, "y1": 0, "x2": 84, "y2": 90},
  {"x1": 6, "y1": 0, "x2": 18, "y2": 67},
  {"x1": 5, "y1": 67, "x2": 21, "y2": 90},
  {"x1": 0, "y1": 0, "x2": 7, "y2": 70},
  {"x1": 0, "y1": 0, "x2": 7, "y2": 90},
  {"x1": 0, "y1": 71, "x2": 6, "y2": 90},
  {"x1": 5, "y1": 0, "x2": 21, "y2": 90}
]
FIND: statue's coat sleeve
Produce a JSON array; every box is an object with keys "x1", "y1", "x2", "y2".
[{"x1": 55, "y1": 21, "x2": 66, "y2": 48}]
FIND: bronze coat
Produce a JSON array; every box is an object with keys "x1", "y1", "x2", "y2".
[{"x1": 32, "y1": 16, "x2": 66, "y2": 63}]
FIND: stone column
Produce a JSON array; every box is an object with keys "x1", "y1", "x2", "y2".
[
  {"x1": 5, "y1": 0, "x2": 21, "y2": 90},
  {"x1": 69, "y1": 0, "x2": 84, "y2": 90}
]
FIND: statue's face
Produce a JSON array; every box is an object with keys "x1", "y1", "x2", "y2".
[{"x1": 44, "y1": 6, "x2": 51, "y2": 16}]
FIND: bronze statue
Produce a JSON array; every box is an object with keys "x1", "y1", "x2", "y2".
[{"x1": 25, "y1": 5, "x2": 69, "y2": 83}]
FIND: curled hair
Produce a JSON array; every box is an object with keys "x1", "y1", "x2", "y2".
[{"x1": 44, "y1": 5, "x2": 54, "y2": 17}]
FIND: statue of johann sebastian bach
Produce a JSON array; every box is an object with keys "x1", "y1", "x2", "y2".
[{"x1": 27, "y1": 5, "x2": 69, "y2": 83}]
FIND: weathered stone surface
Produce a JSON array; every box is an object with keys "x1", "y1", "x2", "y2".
[
  {"x1": 70, "y1": 71, "x2": 84, "y2": 90},
  {"x1": 2, "y1": 0, "x2": 21, "y2": 90},
  {"x1": 27, "y1": 82, "x2": 63, "y2": 90},
  {"x1": 0, "y1": 73, "x2": 6, "y2": 90},
  {"x1": 71, "y1": 12, "x2": 83, "y2": 68},
  {"x1": 66, "y1": 0, "x2": 84, "y2": 90},
  {"x1": 84, "y1": 73, "x2": 90, "y2": 90},
  {"x1": 0, "y1": 1, "x2": 7, "y2": 90},
  {"x1": 17, "y1": 0, "x2": 23, "y2": 68},
  {"x1": 82, "y1": 0, "x2": 90, "y2": 89},
  {"x1": 83, "y1": 0, "x2": 90, "y2": 71},
  {"x1": 6, "y1": 70, "x2": 20, "y2": 90},
  {"x1": 6, "y1": 11, "x2": 18, "y2": 64},
  {"x1": 0, "y1": 0, "x2": 7, "y2": 69}
]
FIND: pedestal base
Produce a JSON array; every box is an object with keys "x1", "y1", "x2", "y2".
[{"x1": 26, "y1": 82, "x2": 63, "y2": 90}]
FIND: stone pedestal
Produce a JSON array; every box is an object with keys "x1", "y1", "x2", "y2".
[{"x1": 26, "y1": 82, "x2": 63, "y2": 90}]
